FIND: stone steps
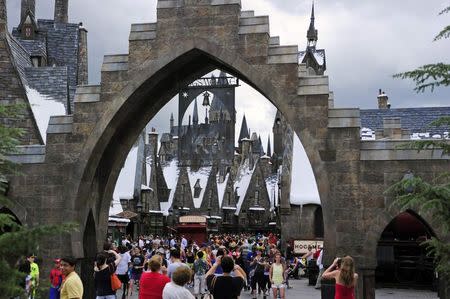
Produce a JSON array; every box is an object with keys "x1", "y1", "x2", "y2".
[
  {"x1": 238, "y1": 15, "x2": 269, "y2": 35},
  {"x1": 328, "y1": 108, "x2": 361, "y2": 128},
  {"x1": 74, "y1": 85, "x2": 101, "y2": 103},
  {"x1": 6, "y1": 145, "x2": 46, "y2": 164},
  {"x1": 102, "y1": 54, "x2": 129, "y2": 72},
  {"x1": 268, "y1": 45, "x2": 298, "y2": 64},
  {"x1": 129, "y1": 23, "x2": 157, "y2": 41},
  {"x1": 297, "y1": 75, "x2": 329, "y2": 95},
  {"x1": 47, "y1": 115, "x2": 73, "y2": 134}
]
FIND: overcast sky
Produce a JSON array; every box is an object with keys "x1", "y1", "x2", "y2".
[{"x1": 5, "y1": 0, "x2": 448, "y2": 203}]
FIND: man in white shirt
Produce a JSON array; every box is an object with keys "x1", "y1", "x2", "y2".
[{"x1": 181, "y1": 235, "x2": 188, "y2": 250}]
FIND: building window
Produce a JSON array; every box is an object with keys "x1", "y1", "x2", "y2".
[
  {"x1": 194, "y1": 179, "x2": 202, "y2": 198},
  {"x1": 25, "y1": 27, "x2": 32, "y2": 38}
]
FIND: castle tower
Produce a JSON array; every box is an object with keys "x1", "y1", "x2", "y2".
[
  {"x1": 307, "y1": 2, "x2": 318, "y2": 48},
  {"x1": 267, "y1": 135, "x2": 272, "y2": 157},
  {"x1": 192, "y1": 98, "x2": 199, "y2": 125},
  {"x1": 170, "y1": 113, "x2": 174, "y2": 132},
  {"x1": 238, "y1": 114, "x2": 250, "y2": 145},
  {"x1": 273, "y1": 111, "x2": 283, "y2": 157},
  {"x1": 21, "y1": 0, "x2": 36, "y2": 22},
  {"x1": 54, "y1": 0, "x2": 69, "y2": 23},
  {"x1": 148, "y1": 128, "x2": 159, "y2": 159}
]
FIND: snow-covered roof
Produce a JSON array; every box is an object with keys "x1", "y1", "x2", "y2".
[
  {"x1": 217, "y1": 173, "x2": 229, "y2": 207},
  {"x1": 108, "y1": 216, "x2": 130, "y2": 223},
  {"x1": 260, "y1": 155, "x2": 271, "y2": 159},
  {"x1": 234, "y1": 159, "x2": 256, "y2": 215},
  {"x1": 222, "y1": 206, "x2": 237, "y2": 210},
  {"x1": 109, "y1": 199, "x2": 124, "y2": 216},
  {"x1": 265, "y1": 174, "x2": 279, "y2": 207},
  {"x1": 141, "y1": 184, "x2": 153, "y2": 191},
  {"x1": 145, "y1": 156, "x2": 152, "y2": 186},
  {"x1": 162, "y1": 159, "x2": 180, "y2": 209},
  {"x1": 149, "y1": 210, "x2": 164, "y2": 214},
  {"x1": 361, "y1": 127, "x2": 376, "y2": 141},
  {"x1": 188, "y1": 166, "x2": 212, "y2": 208},
  {"x1": 113, "y1": 146, "x2": 138, "y2": 201},
  {"x1": 26, "y1": 86, "x2": 66, "y2": 143},
  {"x1": 249, "y1": 207, "x2": 266, "y2": 211},
  {"x1": 290, "y1": 135, "x2": 321, "y2": 206}
]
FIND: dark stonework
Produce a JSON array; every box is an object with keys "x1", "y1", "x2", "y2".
[{"x1": 54, "y1": 0, "x2": 69, "y2": 23}]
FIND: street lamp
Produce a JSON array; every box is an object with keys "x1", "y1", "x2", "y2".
[{"x1": 136, "y1": 201, "x2": 143, "y2": 237}]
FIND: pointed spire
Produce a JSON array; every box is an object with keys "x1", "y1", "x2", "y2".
[
  {"x1": 267, "y1": 135, "x2": 272, "y2": 156},
  {"x1": 307, "y1": 1, "x2": 318, "y2": 48},
  {"x1": 238, "y1": 114, "x2": 250, "y2": 142},
  {"x1": 170, "y1": 113, "x2": 174, "y2": 130},
  {"x1": 192, "y1": 98, "x2": 199, "y2": 125},
  {"x1": 218, "y1": 70, "x2": 228, "y2": 85},
  {"x1": 21, "y1": 0, "x2": 36, "y2": 22}
]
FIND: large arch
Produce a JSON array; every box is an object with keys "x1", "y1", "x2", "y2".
[{"x1": 69, "y1": 38, "x2": 331, "y2": 255}]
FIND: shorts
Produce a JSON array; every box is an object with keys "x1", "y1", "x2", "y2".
[
  {"x1": 117, "y1": 273, "x2": 130, "y2": 284},
  {"x1": 272, "y1": 283, "x2": 286, "y2": 289},
  {"x1": 131, "y1": 272, "x2": 142, "y2": 281}
]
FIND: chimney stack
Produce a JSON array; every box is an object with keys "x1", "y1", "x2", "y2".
[
  {"x1": 77, "y1": 22, "x2": 88, "y2": 85},
  {"x1": 0, "y1": 0, "x2": 7, "y2": 32},
  {"x1": 21, "y1": 0, "x2": 36, "y2": 22},
  {"x1": 377, "y1": 89, "x2": 390, "y2": 109},
  {"x1": 54, "y1": 0, "x2": 69, "y2": 23}
]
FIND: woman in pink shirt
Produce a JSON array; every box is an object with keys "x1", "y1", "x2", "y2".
[{"x1": 139, "y1": 256, "x2": 170, "y2": 299}]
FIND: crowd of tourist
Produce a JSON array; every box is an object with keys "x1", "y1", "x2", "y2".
[{"x1": 15, "y1": 232, "x2": 358, "y2": 299}]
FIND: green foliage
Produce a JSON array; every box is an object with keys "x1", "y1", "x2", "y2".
[
  {"x1": 393, "y1": 63, "x2": 450, "y2": 93},
  {"x1": 391, "y1": 5, "x2": 450, "y2": 278},
  {"x1": 388, "y1": 174, "x2": 450, "y2": 276}
]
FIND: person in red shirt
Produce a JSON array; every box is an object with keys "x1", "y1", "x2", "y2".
[
  {"x1": 49, "y1": 259, "x2": 64, "y2": 299},
  {"x1": 139, "y1": 256, "x2": 170, "y2": 299}
]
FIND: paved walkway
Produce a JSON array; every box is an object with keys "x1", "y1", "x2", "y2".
[{"x1": 119, "y1": 278, "x2": 439, "y2": 298}]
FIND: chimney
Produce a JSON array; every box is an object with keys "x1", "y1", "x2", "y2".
[
  {"x1": 77, "y1": 22, "x2": 88, "y2": 85},
  {"x1": 377, "y1": 89, "x2": 390, "y2": 109},
  {"x1": 21, "y1": 0, "x2": 36, "y2": 22},
  {"x1": 54, "y1": 0, "x2": 69, "y2": 23},
  {"x1": 0, "y1": 0, "x2": 7, "y2": 33}
]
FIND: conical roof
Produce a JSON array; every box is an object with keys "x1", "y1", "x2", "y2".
[{"x1": 238, "y1": 114, "x2": 250, "y2": 142}]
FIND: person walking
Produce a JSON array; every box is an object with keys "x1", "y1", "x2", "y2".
[
  {"x1": 167, "y1": 249, "x2": 187, "y2": 278},
  {"x1": 49, "y1": 259, "x2": 64, "y2": 299},
  {"x1": 322, "y1": 256, "x2": 358, "y2": 299},
  {"x1": 116, "y1": 245, "x2": 131, "y2": 299},
  {"x1": 315, "y1": 247, "x2": 324, "y2": 289},
  {"x1": 162, "y1": 267, "x2": 195, "y2": 299},
  {"x1": 193, "y1": 251, "x2": 208, "y2": 299},
  {"x1": 94, "y1": 250, "x2": 121, "y2": 299},
  {"x1": 130, "y1": 247, "x2": 145, "y2": 296},
  {"x1": 60, "y1": 257, "x2": 83, "y2": 299},
  {"x1": 270, "y1": 253, "x2": 286, "y2": 299},
  {"x1": 139, "y1": 257, "x2": 170, "y2": 299},
  {"x1": 205, "y1": 256, "x2": 246, "y2": 299},
  {"x1": 27, "y1": 254, "x2": 40, "y2": 299}
]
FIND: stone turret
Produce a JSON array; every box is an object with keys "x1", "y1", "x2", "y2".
[
  {"x1": 170, "y1": 113, "x2": 174, "y2": 131},
  {"x1": 148, "y1": 127, "x2": 159, "y2": 159},
  {"x1": 54, "y1": 0, "x2": 69, "y2": 23},
  {"x1": 77, "y1": 23, "x2": 88, "y2": 85}
]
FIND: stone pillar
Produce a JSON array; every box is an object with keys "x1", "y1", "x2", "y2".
[
  {"x1": 359, "y1": 268, "x2": 376, "y2": 299},
  {"x1": 21, "y1": 0, "x2": 36, "y2": 21},
  {"x1": 54, "y1": 0, "x2": 69, "y2": 23},
  {"x1": 382, "y1": 117, "x2": 402, "y2": 139},
  {"x1": 77, "y1": 23, "x2": 88, "y2": 85}
]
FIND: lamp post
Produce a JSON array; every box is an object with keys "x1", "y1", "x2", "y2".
[
  {"x1": 202, "y1": 91, "x2": 210, "y2": 124},
  {"x1": 136, "y1": 201, "x2": 143, "y2": 237}
]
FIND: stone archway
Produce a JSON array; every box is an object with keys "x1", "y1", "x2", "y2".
[{"x1": 70, "y1": 40, "x2": 331, "y2": 253}]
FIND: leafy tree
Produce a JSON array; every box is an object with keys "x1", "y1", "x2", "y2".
[
  {"x1": 391, "y1": 5, "x2": 450, "y2": 278},
  {"x1": 0, "y1": 103, "x2": 76, "y2": 298}
]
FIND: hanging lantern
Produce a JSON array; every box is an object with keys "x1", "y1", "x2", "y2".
[{"x1": 202, "y1": 92, "x2": 210, "y2": 106}]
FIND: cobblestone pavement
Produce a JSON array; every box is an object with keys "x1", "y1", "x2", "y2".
[{"x1": 119, "y1": 278, "x2": 439, "y2": 298}]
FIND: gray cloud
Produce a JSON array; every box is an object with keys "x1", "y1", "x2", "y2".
[{"x1": 6, "y1": 0, "x2": 449, "y2": 117}]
